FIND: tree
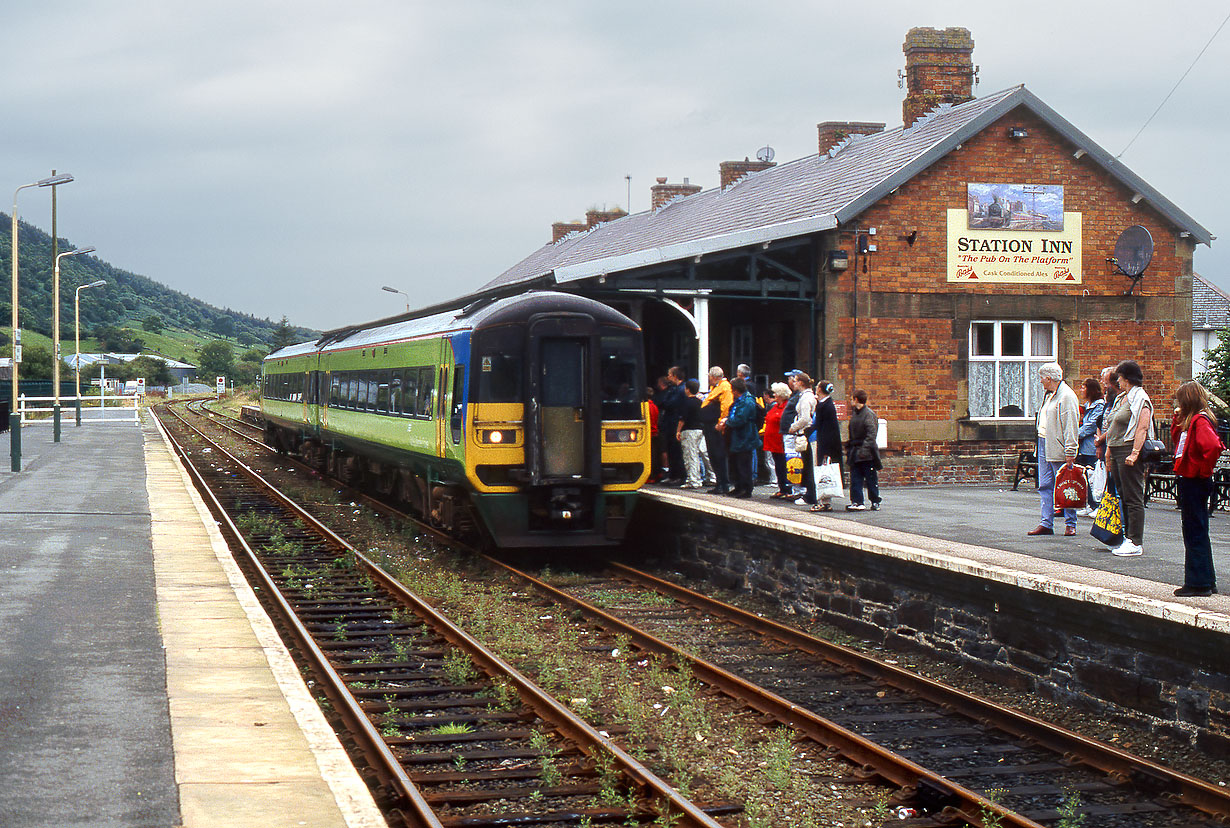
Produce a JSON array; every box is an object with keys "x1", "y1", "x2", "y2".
[
  {"x1": 1198, "y1": 328, "x2": 1230, "y2": 411},
  {"x1": 3, "y1": 345, "x2": 62, "y2": 380},
  {"x1": 92, "y1": 324, "x2": 144, "y2": 353},
  {"x1": 211, "y1": 315, "x2": 236, "y2": 337},
  {"x1": 128, "y1": 355, "x2": 173, "y2": 386},
  {"x1": 270, "y1": 315, "x2": 297, "y2": 350},
  {"x1": 197, "y1": 340, "x2": 234, "y2": 378},
  {"x1": 142, "y1": 315, "x2": 165, "y2": 334}
]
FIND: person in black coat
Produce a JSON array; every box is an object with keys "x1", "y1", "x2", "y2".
[
  {"x1": 812, "y1": 381, "x2": 844, "y2": 511},
  {"x1": 660, "y1": 366, "x2": 687, "y2": 482},
  {"x1": 845, "y1": 388, "x2": 883, "y2": 511}
]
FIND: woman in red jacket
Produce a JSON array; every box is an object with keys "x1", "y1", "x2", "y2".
[
  {"x1": 1171, "y1": 381, "x2": 1225, "y2": 597},
  {"x1": 763, "y1": 382, "x2": 792, "y2": 499}
]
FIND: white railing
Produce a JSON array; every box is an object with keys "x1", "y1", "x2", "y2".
[{"x1": 15, "y1": 394, "x2": 141, "y2": 424}]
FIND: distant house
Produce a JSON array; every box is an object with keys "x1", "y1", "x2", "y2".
[
  {"x1": 64, "y1": 352, "x2": 198, "y2": 384},
  {"x1": 1193, "y1": 273, "x2": 1230, "y2": 378}
]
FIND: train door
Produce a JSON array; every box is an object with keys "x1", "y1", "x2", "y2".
[{"x1": 526, "y1": 315, "x2": 600, "y2": 485}]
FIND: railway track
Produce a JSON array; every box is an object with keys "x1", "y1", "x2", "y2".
[
  {"x1": 177, "y1": 399, "x2": 1230, "y2": 826},
  {"x1": 496, "y1": 562, "x2": 1230, "y2": 828},
  {"x1": 154, "y1": 401, "x2": 737, "y2": 827}
]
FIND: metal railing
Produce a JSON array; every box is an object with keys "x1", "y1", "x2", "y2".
[{"x1": 16, "y1": 394, "x2": 141, "y2": 424}]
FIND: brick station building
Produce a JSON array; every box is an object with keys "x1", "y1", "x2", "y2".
[{"x1": 479, "y1": 27, "x2": 1213, "y2": 483}]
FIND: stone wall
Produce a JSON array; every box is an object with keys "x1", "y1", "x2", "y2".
[{"x1": 628, "y1": 499, "x2": 1230, "y2": 757}]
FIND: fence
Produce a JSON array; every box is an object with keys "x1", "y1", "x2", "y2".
[{"x1": 13, "y1": 394, "x2": 141, "y2": 425}]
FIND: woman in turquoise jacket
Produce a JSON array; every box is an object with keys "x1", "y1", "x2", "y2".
[{"x1": 724, "y1": 377, "x2": 762, "y2": 499}]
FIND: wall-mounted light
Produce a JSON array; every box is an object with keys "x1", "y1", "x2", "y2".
[
  {"x1": 1073, "y1": 148, "x2": 1087, "y2": 159},
  {"x1": 827, "y1": 250, "x2": 850, "y2": 270},
  {"x1": 1131, "y1": 193, "x2": 1144, "y2": 204},
  {"x1": 1008, "y1": 127, "x2": 1028, "y2": 139}
]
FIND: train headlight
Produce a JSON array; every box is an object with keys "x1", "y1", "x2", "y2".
[
  {"x1": 604, "y1": 428, "x2": 639, "y2": 443},
  {"x1": 482, "y1": 429, "x2": 517, "y2": 444}
]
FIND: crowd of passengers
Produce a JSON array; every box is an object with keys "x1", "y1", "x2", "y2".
[{"x1": 647, "y1": 360, "x2": 1222, "y2": 599}]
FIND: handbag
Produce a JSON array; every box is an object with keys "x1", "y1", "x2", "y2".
[
  {"x1": 1089, "y1": 460, "x2": 1107, "y2": 503},
  {"x1": 815, "y1": 461, "x2": 843, "y2": 500},
  {"x1": 1139, "y1": 438, "x2": 1166, "y2": 464},
  {"x1": 1090, "y1": 489, "x2": 1123, "y2": 547},
  {"x1": 1054, "y1": 463, "x2": 1087, "y2": 509}
]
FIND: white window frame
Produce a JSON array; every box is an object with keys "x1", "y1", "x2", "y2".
[{"x1": 967, "y1": 320, "x2": 1057, "y2": 420}]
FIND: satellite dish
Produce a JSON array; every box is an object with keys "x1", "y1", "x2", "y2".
[
  {"x1": 1111, "y1": 225, "x2": 1153, "y2": 295},
  {"x1": 756, "y1": 146, "x2": 775, "y2": 163}
]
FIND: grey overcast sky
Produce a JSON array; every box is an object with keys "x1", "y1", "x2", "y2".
[{"x1": 2, "y1": 2, "x2": 1227, "y2": 331}]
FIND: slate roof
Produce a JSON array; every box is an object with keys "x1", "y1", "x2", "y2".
[
  {"x1": 483, "y1": 85, "x2": 1212, "y2": 292},
  {"x1": 1193, "y1": 273, "x2": 1230, "y2": 328}
]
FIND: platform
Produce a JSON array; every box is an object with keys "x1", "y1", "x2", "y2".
[
  {"x1": 0, "y1": 418, "x2": 385, "y2": 828},
  {"x1": 642, "y1": 477, "x2": 1230, "y2": 627}
]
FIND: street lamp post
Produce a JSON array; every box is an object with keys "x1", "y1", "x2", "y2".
[
  {"x1": 10, "y1": 172, "x2": 74, "y2": 471},
  {"x1": 53, "y1": 247, "x2": 96, "y2": 440},
  {"x1": 74, "y1": 279, "x2": 106, "y2": 426},
  {"x1": 381, "y1": 285, "x2": 410, "y2": 313}
]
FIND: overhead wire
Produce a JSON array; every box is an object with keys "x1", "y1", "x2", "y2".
[{"x1": 1118, "y1": 8, "x2": 1230, "y2": 158}]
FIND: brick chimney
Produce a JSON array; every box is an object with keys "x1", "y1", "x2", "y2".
[
  {"x1": 901, "y1": 27, "x2": 975, "y2": 128},
  {"x1": 651, "y1": 177, "x2": 702, "y2": 210},
  {"x1": 551, "y1": 208, "x2": 627, "y2": 242},
  {"x1": 551, "y1": 220, "x2": 587, "y2": 242},
  {"x1": 817, "y1": 121, "x2": 886, "y2": 155},
  {"x1": 719, "y1": 158, "x2": 775, "y2": 189}
]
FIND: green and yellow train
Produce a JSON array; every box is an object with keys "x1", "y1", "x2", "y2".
[{"x1": 260, "y1": 291, "x2": 650, "y2": 547}]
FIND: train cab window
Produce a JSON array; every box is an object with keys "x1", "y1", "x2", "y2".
[
  {"x1": 472, "y1": 327, "x2": 522, "y2": 403},
  {"x1": 450, "y1": 365, "x2": 465, "y2": 443},
  {"x1": 599, "y1": 330, "x2": 643, "y2": 420},
  {"x1": 376, "y1": 370, "x2": 391, "y2": 414},
  {"x1": 418, "y1": 368, "x2": 435, "y2": 418}
]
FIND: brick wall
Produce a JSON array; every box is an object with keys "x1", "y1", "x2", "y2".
[{"x1": 818, "y1": 105, "x2": 1195, "y2": 477}]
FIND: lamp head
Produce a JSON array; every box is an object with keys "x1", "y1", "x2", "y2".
[
  {"x1": 381, "y1": 285, "x2": 400, "y2": 294},
  {"x1": 88, "y1": 280, "x2": 106, "y2": 288},
  {"x1": 37, "y1": 173, "x2": 74, "y2": 187}
]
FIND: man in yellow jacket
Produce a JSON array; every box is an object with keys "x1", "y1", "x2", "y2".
[{"x1": 700, "y1": 366, "x2": 734, "y2": 494}]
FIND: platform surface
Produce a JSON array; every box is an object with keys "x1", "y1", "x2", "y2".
[{"x1": 0, "y1": 418, "x2": 385, "y2": 828}]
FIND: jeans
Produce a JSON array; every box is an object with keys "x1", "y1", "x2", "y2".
[
  {"x1": 797, "y1": 440, "x2": 816, "y2": 504},
  {"x1": 849, "y1": 460, "x2": 880, "y2": 506},
  {"x1": 680, "y1": 429, "x2": 705, "y2": 487},
  {"x1": 1177, "y1": 476, "x2": 1217, "y2": 589},
  {"x1": 1037, "y1": 438, "x2": 1076, "y2": 530}
]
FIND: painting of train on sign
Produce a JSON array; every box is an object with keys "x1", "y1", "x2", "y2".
[{"x1": 967, "y1": 183, "x2": 1065, "y2": 231}]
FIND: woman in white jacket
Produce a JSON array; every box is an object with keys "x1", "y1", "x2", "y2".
[{"x1": 787, "y1": 372, "x2": 818, "y2": 507}]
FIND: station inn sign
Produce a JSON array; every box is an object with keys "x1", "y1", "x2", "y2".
[{"x1": 946, "y1": 182, "x2": 1082, "y2": 284}]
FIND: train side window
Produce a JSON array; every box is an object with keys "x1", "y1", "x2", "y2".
[
  {"x1": 389, "y1": 370, "x2": 402, "y2": 415},
  {"x1": 363, "y1": 372, "x2": 376, "y2": 412},
  {"x1": 376, "y1": 370, "x2": 391, "y2": 414},
  {"x1": 402, "y1": 369, "x2": 417, "y2": 417},
  {"x1": 450, "y1": 364, "x2": 464, "y2": 443},
  {"x1": 418, "y1": 367, "x2": 435, "y2": 419},
  {"x1": 329, "y1": 373, "x2": 339, "y2": 406}
]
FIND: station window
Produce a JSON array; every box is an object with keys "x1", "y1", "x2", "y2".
[{"x1": 968, "y1": 321, "x2": 1056, "y2": 418}]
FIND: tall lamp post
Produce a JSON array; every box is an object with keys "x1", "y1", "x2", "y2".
[
  {"x1": 53, "y1": 247, "x2": 96, "y2": 441},
  {"x1": 10, "y1": 172, "x2": 74, "y2": 471},
  {"x1": 381, "y1": 285, "x2": 410, "y2": 312},
  {"x1": 74, "y1": 279, "x2": 106, "y2": 426}
]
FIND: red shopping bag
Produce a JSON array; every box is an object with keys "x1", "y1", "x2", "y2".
[{"x1": 1054, "y1": 463, "x2": 1087, "y2": 509}]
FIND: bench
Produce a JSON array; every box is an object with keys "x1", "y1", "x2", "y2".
[{"x1": 1012, "y1": 450, "x2": 1037, "y2": 490}]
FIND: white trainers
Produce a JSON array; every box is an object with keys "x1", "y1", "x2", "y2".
[
  {"x1": 1112, "y1": 540, "x2": 1143, "y2": 557},
  {"x1": 1076, "y1": 507, "x2": 1095, "y2": 518}
]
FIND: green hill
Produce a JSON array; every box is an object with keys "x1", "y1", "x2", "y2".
[{"x1": 0, "y1": 214, "x2": 316, "y2": 361}]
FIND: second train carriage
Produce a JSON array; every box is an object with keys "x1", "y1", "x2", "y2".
[{"x1": 260, "y1": 291, "x2": 650, "y2": 547}]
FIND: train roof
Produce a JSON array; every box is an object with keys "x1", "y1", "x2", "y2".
[{"x1": 265, "y1": 291, "x2": 638, "y2": 361}]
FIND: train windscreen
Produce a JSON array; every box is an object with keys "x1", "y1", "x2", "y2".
[{"x1": 600, "y1": 330, "x2": 642, "y2": 420}]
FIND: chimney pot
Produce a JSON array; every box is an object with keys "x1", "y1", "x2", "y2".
[
  {"x1": 650, "y1": 177, "x2": 702, "y2": 210},
  {"x1": 816, "y1": 121, "x2": 885, "y2": 156}
]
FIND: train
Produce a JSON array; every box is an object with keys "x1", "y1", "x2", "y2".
[{"x1": 259, "y1": 291, "x2": 651, "y2": 548}]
